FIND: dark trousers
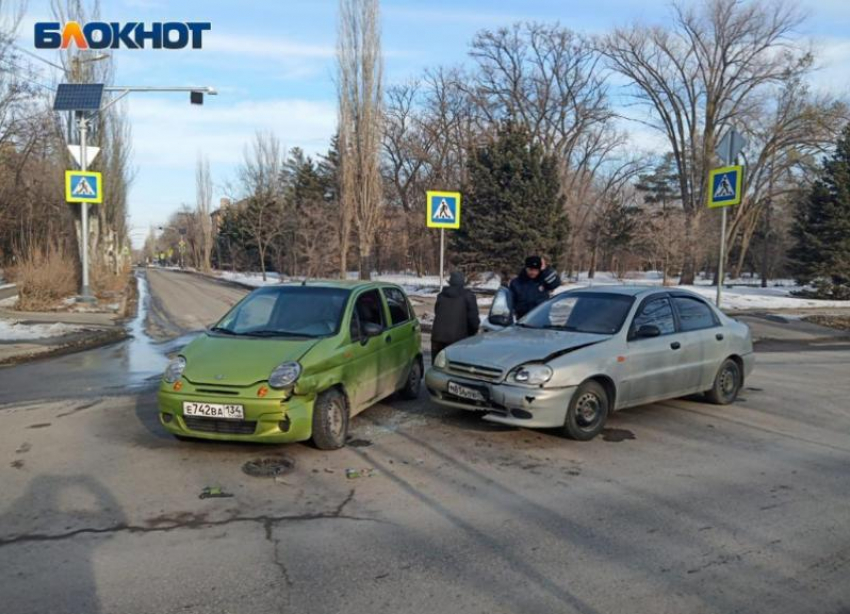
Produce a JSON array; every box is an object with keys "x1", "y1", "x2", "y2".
[{"x1": 431, "y1": 340, "x2": 448, "y2": 363}]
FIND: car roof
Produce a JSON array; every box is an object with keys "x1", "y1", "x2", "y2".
[
  {"x1": 268, "y1": 279, "x2": 402, "y2": 291},
  {"x1": 565, "y1": 285, "x2": 660, "y2": 297}
]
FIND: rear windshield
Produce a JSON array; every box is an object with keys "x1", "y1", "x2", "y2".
[
  {"x1": 212, "y1": 286, "x2": 351, "y2": 338},
  {"x1": 520, "y1": 292, "x2": 635, "y2": 335}
]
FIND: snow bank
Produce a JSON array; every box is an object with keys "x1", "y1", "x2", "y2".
[
  {"x1": 0, "y1": 320, "x2": 83, "y2": 341},
  {"x1": 210, "y1": 269, "x2": 848, "y2": 311}
]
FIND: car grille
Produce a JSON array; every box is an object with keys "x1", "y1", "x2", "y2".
[
  {"x1": 447, "y1": 361, "x2": 504, "y2": 382},
  {"x1": 184, "y1": 416, "x2": 257, "y2": 435}
]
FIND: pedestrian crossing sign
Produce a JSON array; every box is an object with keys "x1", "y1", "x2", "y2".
[
  {"x1": 65, "y1": 170, "x2": 103, "y2": 204},
  {"x1": 707, "y1": 165, "x2": 743, "y2": 208},
  {"x1": 426, "y1": 190, "x2": 461, "y2": 229}
]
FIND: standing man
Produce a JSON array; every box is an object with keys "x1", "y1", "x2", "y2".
[
  {"x1": 509, "y1": 255, "x2": 561, "y2": 319},
  {"x1": 430, "y1": 271, "x2": 480, "y2": 360}
]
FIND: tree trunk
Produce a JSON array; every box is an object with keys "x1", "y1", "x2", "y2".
[{"x1": 680, "y1": 211, "x2": 697, "y2": 285}]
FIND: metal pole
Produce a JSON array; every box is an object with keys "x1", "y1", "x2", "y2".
[
  {"x1": 79, "y1": 116, "x2": 92, "y2": 301},
  {"x1": 716, "y1": 207, "x2": 726, "y2": 307},
  {"x1": 439, "y1": 228, "x2": 445, "y2": 287}
]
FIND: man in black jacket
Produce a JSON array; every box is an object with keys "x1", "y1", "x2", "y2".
[
  {"x1": 509, "y1": 255, "x2": 561, "y2": 319},
  {"x1": 431, "y1": 271, "x2": 480, "y2": 360}
]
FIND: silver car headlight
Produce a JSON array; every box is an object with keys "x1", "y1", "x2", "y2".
[
  {"x1": 163, "y1": 356, "x2": 186, "y2": 383},
  {"x1": 433, "y1": 350, "x2": 447, "y2": 370},
  {"x1": 512, "y1": 363, "x2": 553, "y2": 386},
  {"x1": 269, "y1": 362, "x2": 302, "y2": 389}
]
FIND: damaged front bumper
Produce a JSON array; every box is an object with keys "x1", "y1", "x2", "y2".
[{"x1": 424, "y1": 368, "x2": 575, "y2": 428}]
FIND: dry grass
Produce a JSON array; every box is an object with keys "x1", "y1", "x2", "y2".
[
  {"x1": 12, "y1": 244, "x2": 79, "y2": 311},
  {"x1": 91, "y1": 261, "x2": 131, "y2": 298}
]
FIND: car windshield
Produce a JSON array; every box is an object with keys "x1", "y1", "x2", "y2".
[
  {"x1": 520, "y1": 292, "x2": 635, "y2": 335},
  {"x1": 212, "y1": 286, "x2": 351, "y2": 338}
]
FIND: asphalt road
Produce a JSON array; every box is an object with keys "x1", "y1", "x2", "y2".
[{"x1": 1, "y1": 270, "x2": 849, "y2": 614}]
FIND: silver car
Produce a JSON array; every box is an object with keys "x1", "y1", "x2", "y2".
[{"x1": 425, "y1": 286, "x2": 754, "y2": 440}]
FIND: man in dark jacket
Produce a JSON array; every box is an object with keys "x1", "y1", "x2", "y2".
[
  {"x1": 509, "y1": 255, "x2": 561, "y2": 319},
  {"x1": 431, "y1": 271, "x2": 480, "y2": 359}
]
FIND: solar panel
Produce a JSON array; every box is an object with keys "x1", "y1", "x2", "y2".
[{"x1": 53, "y1": 84, "x2": 105, "y2": 112}]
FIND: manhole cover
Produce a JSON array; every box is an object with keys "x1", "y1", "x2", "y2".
[{"x1": 242, "y1": 457, "x2": 295, "y2": 478}]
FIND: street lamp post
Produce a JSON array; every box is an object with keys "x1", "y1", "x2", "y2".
[{"x1": 64, "y1": 84, "x2": 217, "y2": 301}]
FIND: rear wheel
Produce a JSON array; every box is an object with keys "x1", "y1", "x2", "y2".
[
  {"x1": 705, "y1": 358, "x2": 742, "y2": 405},
  {"x1": 563, "y1": 380, "x2": 609, "y2": 441},
  {"x1": 311, "y1": 389, "x2": 349, "y2": 450},
  {"x1": 399, "y1": 359, "x2": 422, "y2": 400}
]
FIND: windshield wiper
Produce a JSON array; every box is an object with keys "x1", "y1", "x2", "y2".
[
  {"x1": 243, "y1": 330, "x2": 311, "y2": 338},
  {"x1": 209, "y1": 326, "x2": 238, "y2": 335},
  {"x1": 541, "y1": 324, "x2": 580, "y2": 332}
]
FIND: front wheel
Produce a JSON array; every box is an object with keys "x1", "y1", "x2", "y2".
[
  {"x1": 563, "y1": 380, "x2": 609, "y2": 441},
  {"x1": 399, "y1": 359, "x2": 422, "y2": 400},
  {"x1": 704, "y1": 358, "x2": 742, "y2": 405},
  {"x1": 311, "y1": 389, "x2": 349, "y2": 450}
]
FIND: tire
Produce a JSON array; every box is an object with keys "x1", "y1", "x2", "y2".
[
  {"x1": 399, "y1": 359, "x2": 422, "y2": 400},
  {"x1": 705, "y1": 358, "x2": 742, "y2": 405},
  {"x1": 563, "y1": 380, "x2": 609, "y2": 441},
  {"x1": 311, "y1": 388, "x2": 349, "y2": 450}
]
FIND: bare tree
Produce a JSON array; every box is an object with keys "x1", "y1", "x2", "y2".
[
  {"x1": 239, "y1": 132, "x2": 284, "y2": 281},
  {"x1": 337, "y1": 0, "x2": 384, "y2": 279},
  {"x1": 602, "y1": 0, "x2": 811, "y2": 283},
  {"x1": 195, "y1": 154, "x2": 213, "y2": 272}
]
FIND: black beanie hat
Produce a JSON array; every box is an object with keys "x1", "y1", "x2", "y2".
[{"x1": 525, "y1": 255, "x2": 542, "y2": 269}]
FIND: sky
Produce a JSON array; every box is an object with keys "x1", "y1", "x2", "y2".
[{"x1": 11, "y1": 0, "x2": 850, "y2": 248}]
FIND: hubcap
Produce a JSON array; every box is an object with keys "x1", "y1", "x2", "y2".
[
  {"x1": 328, "y1": 399, "x2": 344, "y2": 439},
  {"x1": 720, "y1": 365, "x2": 738, "y2": 396},
  {"x1": 575, "y1": 393, "x2": 601, "y2": 429}
]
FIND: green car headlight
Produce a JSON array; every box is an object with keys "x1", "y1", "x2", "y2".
[
  {"x1": 434, "y1": 350, "x2": 447, "y2": 370},
  {"x1": 269, "y1": 362, "x2": 302, "y2": 389},
  {"x1": 163, "y1": 356, "x2": 186, "y2": 383},
  {"x1": 512, "y1": 364, "x2": 553, "y2": 386}
]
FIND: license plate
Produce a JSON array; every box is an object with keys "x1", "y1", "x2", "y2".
[
  {"x1": 183, "y1": 402, "x2": 244, "y2": 420},
  {"x1": 448, "y1": 381, "x2": 487, "y2": 402}
]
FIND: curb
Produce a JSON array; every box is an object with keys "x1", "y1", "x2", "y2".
[{"x1": 0, "y1": 327, "x2": 129, "y2": 368}]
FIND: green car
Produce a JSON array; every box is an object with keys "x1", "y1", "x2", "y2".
[{"x1": 157, "y1": 281, "x2": 422, "y2": 449}]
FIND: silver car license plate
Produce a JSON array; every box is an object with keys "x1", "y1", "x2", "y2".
[
  {"x1": 183, "y1": 402, "x2": 244, "y2": 420},
  {"x1": 448, "y1": 381, "x2": 486, "y2": 402}
]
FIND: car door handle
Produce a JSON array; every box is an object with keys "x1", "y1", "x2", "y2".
[
  {"x1": 670, "y1": 341, "x2": 681, "y2": 350},
  {"x1": 716, "y1": 333, "x2": 724, "y2": 341}
]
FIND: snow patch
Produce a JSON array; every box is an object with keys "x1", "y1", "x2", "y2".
[{"x1": 0, "y1": 319, "x2": 84, "y2": 341}]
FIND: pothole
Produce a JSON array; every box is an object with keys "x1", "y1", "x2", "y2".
[{"x1": 242, "y1": 457, "x2": 296, "y2": 478}]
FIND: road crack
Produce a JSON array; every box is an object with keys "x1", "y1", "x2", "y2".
[{"x1": 0, "y1": 493, "x2": 379, "y2": 549}]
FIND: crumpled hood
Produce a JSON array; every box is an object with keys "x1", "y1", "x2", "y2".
[
  {"x1": 444, "y1": 326, "x2": 609, "y2": 370},
  {"x1": 181, "y1": 333, "x2": 318, "y2": 386}
]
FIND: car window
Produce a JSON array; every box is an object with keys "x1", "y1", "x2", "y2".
[
  {"x1": 215, "y1": 287, "x2": 350, "y2": 338},
  {"x1": 350, "y1": 289, "x2": 384, "y2": 341},
  {"x1": 521, "y1": 292, "x2": 634, "y2": 335},
  {"x1": 632, "y1": 297, "x2": 676, "y2": 336},
  {"x1": 673, "y1": 296, "x2": 717, "y2": 331},
  {"x1": 383, "y1": 287, "x2": 411, "y2": 326}
]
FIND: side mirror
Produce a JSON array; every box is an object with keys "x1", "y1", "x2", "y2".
[
  {"x1": 485, "y1": 287, "x2": 514, "y2": 331},
  {"x1": 636, "y1": 324, "x2": 662, "y2": 338},
  {"x1": 362, "y1": 322, "x2": 383, "y2": 338}
]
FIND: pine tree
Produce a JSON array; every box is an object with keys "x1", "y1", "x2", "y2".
[
  {"x1": 789, "y1": 123, "x2": 850, "y2": 299},
  {"x1": 453, "y1": 122, "x2": 570, "y2": 277}
]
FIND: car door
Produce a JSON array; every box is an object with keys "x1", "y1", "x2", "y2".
[
  {"x1": 344, "y1": 289, "x2": 386, "y2": 414},
  {"x1": 379, "y1": 286, "x2": 418, "y2": 396},
  {"x1": 671, "y1": 294, "x2": 725, "y2": 392},
  {"x1": 621, "y1": 295, "x2": 685, "y2": 406}
]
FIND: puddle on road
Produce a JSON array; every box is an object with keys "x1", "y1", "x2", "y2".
[{"x1": 0, "y1": 271, "x2": 198, "y2": 404}]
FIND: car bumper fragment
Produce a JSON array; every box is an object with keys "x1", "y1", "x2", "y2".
[
  {"x1": 424, "y1": 368, "x2": 576, "y2": 428},
  {"x1": 157, "y1": 386, "x2": 314, "y2": 443}
]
